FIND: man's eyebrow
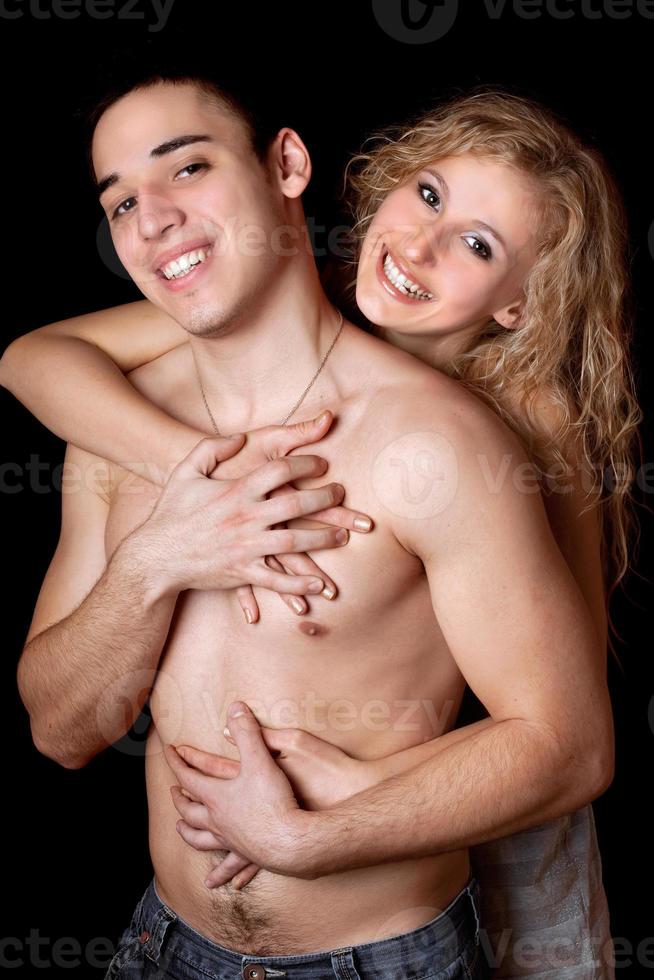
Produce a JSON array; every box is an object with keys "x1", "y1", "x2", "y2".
[
  {"x1": 95, "y1": 134, "x2": 215, "y2": 199},
  {"x1": 423, "y1": 169, "x2": 506, "y2": 250}
]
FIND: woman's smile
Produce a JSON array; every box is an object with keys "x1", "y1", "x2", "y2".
[{"x1": 376, "y1": 245, "x2": 436, "y2": 306}]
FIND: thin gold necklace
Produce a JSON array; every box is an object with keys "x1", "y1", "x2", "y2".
[{"x1": 192, "y1": 310, "x2": 344, "y2": 436}]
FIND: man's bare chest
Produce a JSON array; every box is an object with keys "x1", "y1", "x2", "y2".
[{"x1": 103, "y1": 397, "x2": 440, "y2": 660}]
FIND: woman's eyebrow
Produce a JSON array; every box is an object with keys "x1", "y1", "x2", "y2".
[
  {"x1": 96, "y1": 134, "x2": 215, "y2": 200},
  {"x1": 423, "y1": 168, "x2": 448, "y2": 198},
  {"x1": 476, "y1": 221, "x2": 506, "y2": 250},
  {"x1": 423, "y1": 168, "x2": 506, "y2": 250}
]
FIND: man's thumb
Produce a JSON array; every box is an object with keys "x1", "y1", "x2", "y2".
[
  {"x1": 175, "y1": 434, "x2": 245, "y2": 478},
  {"x1": 226, "y1": 702, "x2": 269, "y2": 758}
]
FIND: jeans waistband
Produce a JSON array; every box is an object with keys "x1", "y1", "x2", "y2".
[{"x1": 128, "y1": 873, "x2": 481, "y2": 980}]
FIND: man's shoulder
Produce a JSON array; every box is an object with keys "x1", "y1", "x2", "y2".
[
  {"x1": 355, "y1": 333, "x2": 516, "y2": 452},
  {"x1": 62, "y1": 442, "x2": 114, "y2": 506}
]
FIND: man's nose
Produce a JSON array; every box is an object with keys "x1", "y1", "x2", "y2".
[{"x1": 137, "y1": 192, "x2": 184, "y2": 240}]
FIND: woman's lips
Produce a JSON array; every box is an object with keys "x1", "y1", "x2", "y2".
[{"x1": 375, "y1": 246, "x2": 435, "y2": 306}]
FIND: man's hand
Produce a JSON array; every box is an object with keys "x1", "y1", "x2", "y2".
[
  {"x1": 168, "y1": 724, "x2": 378, "y2": 890},
  {"x1": 164, "y1": 702, "x2": 314, "y2": 885},
  {"x1": 214, "y1": 410, "x2": 374, "y2": 624},
  {"x1": 125, "y1": 438, "x2": 352, "y2": 599}
]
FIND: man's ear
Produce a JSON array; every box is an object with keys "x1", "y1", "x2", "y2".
[
  {"x1": 493, "y1": 295, "x2": 525, "y2": 331},
  {"x1": 268, "y1": 128, "x2": 312, "y2": 198}
]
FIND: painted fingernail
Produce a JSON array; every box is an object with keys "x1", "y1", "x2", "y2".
[
  {"x1": 321, "y1": 585, "x2": 336, "y2": 600},
  {"x1": 353, "y1": 516, "x2": 372, "y2": 531},
  {"x1": 290, "y1": 597, "x2": 305, "y2": 614},
  {"x1": 243, "y1": 608, "x2": 253, "y2": 624},
  {"x1": 336, "y1": 529, "x2": 348, "y2": 544}
]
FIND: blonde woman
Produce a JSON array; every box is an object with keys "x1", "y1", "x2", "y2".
[{"x1": 1, "y1": 88, "x2": 640, "y2": 977}]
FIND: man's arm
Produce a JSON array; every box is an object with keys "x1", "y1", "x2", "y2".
[
  {"x1": 16, "y1": 443, "x2": 179, "y2": 770},
  {"x1": 279, "y1": 387, "x2": 614, "y2": 878},
  {"x1": 17, "y1": 437, "x2": 354, "y2": 771}
]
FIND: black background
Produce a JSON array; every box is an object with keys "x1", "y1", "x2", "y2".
[{"x1": 2, "y1": 1, "x2": 653, "y2": 974}]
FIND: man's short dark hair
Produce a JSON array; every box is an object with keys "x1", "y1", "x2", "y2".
[{"x1": 76, "y1": 38, "x2": 288, "y2": 186}]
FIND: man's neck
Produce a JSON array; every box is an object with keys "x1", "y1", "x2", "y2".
[{"x1": 187, "y1": 270, "x2": 342, "y2": 433}]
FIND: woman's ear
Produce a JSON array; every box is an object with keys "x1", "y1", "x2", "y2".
[
  {"x1": 493, "y1": 296, "x2": 525, "y2": 331},
  {"x1": 268, "y1": 127, "x2": 312, "y2": 199}
]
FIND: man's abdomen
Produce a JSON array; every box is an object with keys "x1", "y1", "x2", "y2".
[{"x1": 146, "y1": 721, "x2": 470, "y2": 955}]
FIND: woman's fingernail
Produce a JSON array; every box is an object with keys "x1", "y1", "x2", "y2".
[
  {"x1": 353, "y1": 516, "x2": 372, "y2": 531},
  {"x1": 223, "y1": 726, "x2": 234, "y2": 740},
  {"x1": 316, "y1": 410, "x2": 330, "y2": 424},
  {"x1": 336, "y1": 529, "x2": 348, "y2": 544},
  {"x1": 321, "y1": 585, "x2": 336, "y2": 600},
  {"x1": 243, "y1": 608, "x2": 253, "y2": 624},
  {"x1": 290, "y1": 597, "x2": 305, "y2": 614},
  {"x1": 307, "y1": 578, "x2": 324, "y2": 593}
]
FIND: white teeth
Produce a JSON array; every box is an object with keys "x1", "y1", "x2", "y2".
[
  {"x1": 383, "y1": 252, "x2": 433, "y2": 300},
  {"x1": 161, "y1": 247, "x2": 211, "y2": 281}
]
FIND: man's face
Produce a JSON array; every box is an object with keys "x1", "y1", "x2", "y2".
[{"x1": 92, "y1": 82, "x2": 286, "y2": 337}]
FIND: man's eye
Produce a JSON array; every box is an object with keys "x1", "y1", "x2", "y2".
[
  {"x1": 175, "y1": 162, "x2": 207, "y2": 179},
  {"x1": 419, "y1": 183, "x2": 441, "y2": 210},
  {"x1": 111, "y1": 163, "x2": 208, "y2": 220},
  {"x1": 463, "y1": 235, "x2": 492, "y2": 260},
  {"x1": 113, "y1": 198, "x2": 136, "y2": 220}
]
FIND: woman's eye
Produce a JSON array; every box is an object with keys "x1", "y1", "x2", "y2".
[
  {"x1": 419, "y1": 183, "x2": 441, "y2": 210},
  {"x1": 463, "y1": 235, "x2": 492, "y2": 261}
]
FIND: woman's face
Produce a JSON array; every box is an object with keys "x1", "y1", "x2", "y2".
[{"x1": 356, "y1": 152, "x2": 540, "y2": 356}]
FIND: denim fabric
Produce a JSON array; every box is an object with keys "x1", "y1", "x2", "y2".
[
  {"x1": 104, "y1": 873, "x2": 489, "y2": 980},
  {"x1": 470, "y1": 804, "x2": 614, "y2": 978}
]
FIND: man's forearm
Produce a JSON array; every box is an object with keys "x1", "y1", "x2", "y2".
[
  {"x1": 370, "y1": 715, "x2": 496, "y2": 785},
  {"x1": 17, "y1": 536, "x2": 178, "y2": 768},
  {"x1": 292, "y1": 718, "x2": 609, "y2": 878}
]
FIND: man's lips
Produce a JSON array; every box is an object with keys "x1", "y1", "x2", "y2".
[
  {"x1": 156, "y1": 247, "x2": 215, "y2": 292},
  {"x1": 151, "y1": 238, "x2": 214, "y2": 276}
]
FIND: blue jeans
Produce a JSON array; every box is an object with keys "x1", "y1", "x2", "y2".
[{"x1": 104, "y1": 873, "x2": 489, "y2": 979}]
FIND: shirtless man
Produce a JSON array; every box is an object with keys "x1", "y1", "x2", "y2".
[{"x1": 15, "y1": 73, "x2": 613, "y2": 978}]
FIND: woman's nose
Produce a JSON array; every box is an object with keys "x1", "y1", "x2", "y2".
[{"x1": 401, "y1": 225, "x2": 438, "y2": 266}]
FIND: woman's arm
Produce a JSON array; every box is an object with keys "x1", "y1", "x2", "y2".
[{"x1": 0, "y1": 300, "x2": 200, "y2": 484}]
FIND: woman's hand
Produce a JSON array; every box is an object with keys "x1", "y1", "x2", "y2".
[
  {"x1": 215, "y1": 409, "x2": 373, "y2": 625},
  {"x1": 173, "y1": 727, "x2": 380, "y2": 890}
]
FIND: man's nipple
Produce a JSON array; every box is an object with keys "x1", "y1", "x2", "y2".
[{"x1": 298, "y1": 620, "x2": 327, "y2": 637}]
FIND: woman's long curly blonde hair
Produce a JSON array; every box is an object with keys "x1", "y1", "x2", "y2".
[{"x1": 333, "y1": 87, "x2": 643, "y2": 666}]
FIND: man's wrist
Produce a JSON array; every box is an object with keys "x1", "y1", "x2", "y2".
[
  {"x1": 114, "y1": 528, "x2": 180, "y2": 605},
  {"x1": 268, "y1": 810, "x2": 332, "y2": 880}
]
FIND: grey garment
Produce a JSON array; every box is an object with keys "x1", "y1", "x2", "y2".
[{"x1": 469, "y1": 804, "x2": 614, "y2": 979}]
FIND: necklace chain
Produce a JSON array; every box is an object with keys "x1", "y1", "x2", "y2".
[{"x1": 193, "y1": 310, "x2": 344, "y2": 437}]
